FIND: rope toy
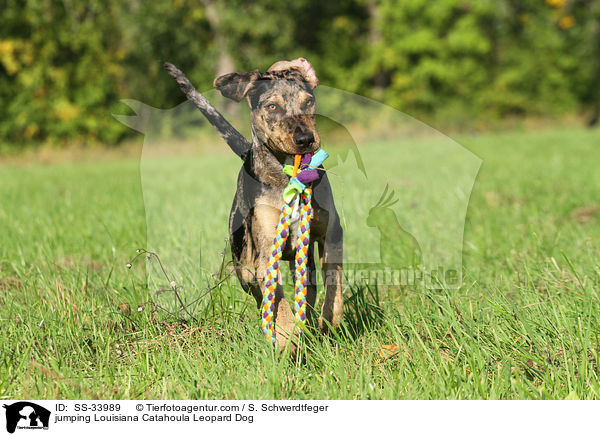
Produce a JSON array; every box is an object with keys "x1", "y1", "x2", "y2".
[{"x1": 261, "y1": 149, "x2": 329, "y2": 344}]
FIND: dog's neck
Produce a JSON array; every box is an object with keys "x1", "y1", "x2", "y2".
[{"x1": 249, "y1": 128, "x2": 290, "y2": 189}]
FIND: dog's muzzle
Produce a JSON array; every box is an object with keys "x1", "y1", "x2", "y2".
[{"x1": 293, "y1": 128, "x2": 315, "y2": 148}]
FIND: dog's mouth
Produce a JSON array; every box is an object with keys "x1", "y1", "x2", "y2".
[
  {"x1": 264, "y1": 135, "x2": 320, "y2": 157},
  {"x1": 291, "y1": 143, "x2": 320, "y2": 155},
  {"x1": 289, "y1": 143, "x2": 321, "y2": 156}
]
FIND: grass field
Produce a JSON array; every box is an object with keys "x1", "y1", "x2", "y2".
[{"x1": 1, "y1": 126, "x2": 599, "y2": 399}]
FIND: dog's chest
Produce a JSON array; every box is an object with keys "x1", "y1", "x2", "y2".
[{"x1": 255, "y1": 189, "x2": 319, "y2": 260}]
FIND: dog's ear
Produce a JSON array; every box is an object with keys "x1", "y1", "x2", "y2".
[
  {"x1": 267, "y1": 57, "x2": 319, "y2": 89},
  {"x1": 213, "y1": 70, "x2": 261, "y2": 102}
]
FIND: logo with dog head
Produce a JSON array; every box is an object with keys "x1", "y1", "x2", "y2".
[{"x1": 2, "y1": 402, "x2": 50, "y2": 433}]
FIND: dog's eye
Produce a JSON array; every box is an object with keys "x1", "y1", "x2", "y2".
[{"x1": 267, "y1": 103, "x2": 279, "y2": 111}]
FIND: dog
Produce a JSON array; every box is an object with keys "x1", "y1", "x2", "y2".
[{"x1": 213, "y1": 58, "x2": 343, "y2": 350}]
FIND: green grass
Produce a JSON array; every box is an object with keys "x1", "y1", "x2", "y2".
[{"x1": 1, "y1": 126, "x2": 599, "y2": 399}]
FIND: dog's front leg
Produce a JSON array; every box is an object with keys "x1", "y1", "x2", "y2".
[{"x1": 253, "y1": 204, "x2": 296, "y2": 352}]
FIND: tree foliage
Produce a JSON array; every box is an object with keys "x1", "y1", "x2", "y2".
[{"x1": 0, "y1": 0, "x2": 596, "y2": 145}]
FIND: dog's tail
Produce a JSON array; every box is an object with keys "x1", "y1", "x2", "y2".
[{"x1": 163, "y1": 62, "x2": 251, "y2": 160}]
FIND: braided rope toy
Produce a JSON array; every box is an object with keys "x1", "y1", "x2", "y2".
[{"x1": 261, "y1": 149, "x2": 329, "y2": 344}]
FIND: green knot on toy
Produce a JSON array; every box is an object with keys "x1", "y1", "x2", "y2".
[
  {"x1": 282, "y1": 178, "x2": 306, "y2": 204},
  {"x1": 261, "y1": 149, "x2": 329, "y2": 345}
]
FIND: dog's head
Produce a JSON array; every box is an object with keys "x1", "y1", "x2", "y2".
[{"x1": 214, "y1": 58, "x2": 320, "y2": 155}]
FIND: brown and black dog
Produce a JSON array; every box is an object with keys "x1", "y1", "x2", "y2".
[{"x1": 213, "y1": 58, "x2": 343, "y2": 350}]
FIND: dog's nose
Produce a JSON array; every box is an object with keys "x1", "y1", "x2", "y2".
[{"x1": 293, "y1": 129, "x2": 315, "y2": 148}]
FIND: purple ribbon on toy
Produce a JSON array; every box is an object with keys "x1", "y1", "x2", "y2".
[{"x1": 297, "y1": 150, "x2": 326, "y2": 183}]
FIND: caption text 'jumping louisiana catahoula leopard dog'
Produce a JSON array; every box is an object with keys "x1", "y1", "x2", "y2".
[{"x1": 164, "y1": 58, "x2": 343, "y2": 350}]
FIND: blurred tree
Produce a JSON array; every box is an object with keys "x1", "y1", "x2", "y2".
[
  {"x1": 560, "y1": 0, "x2": 600, "y2": 125},
  {"x1": 364, "y1": 0, "x2": 495, "y2": 118},
  {"x1": 0, "y1": 0, "x2": 597, "y2": 147},
  {"x1": 485, "y1": 0, "x2": 578, "y2": 116},
  {"x1": 0, "y1": 0, "x2": 129, "y2": 144}
]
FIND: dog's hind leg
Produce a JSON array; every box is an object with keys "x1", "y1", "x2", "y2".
[{"x1": 318, "y1": 216, "x2": 344, "y2": 333}]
